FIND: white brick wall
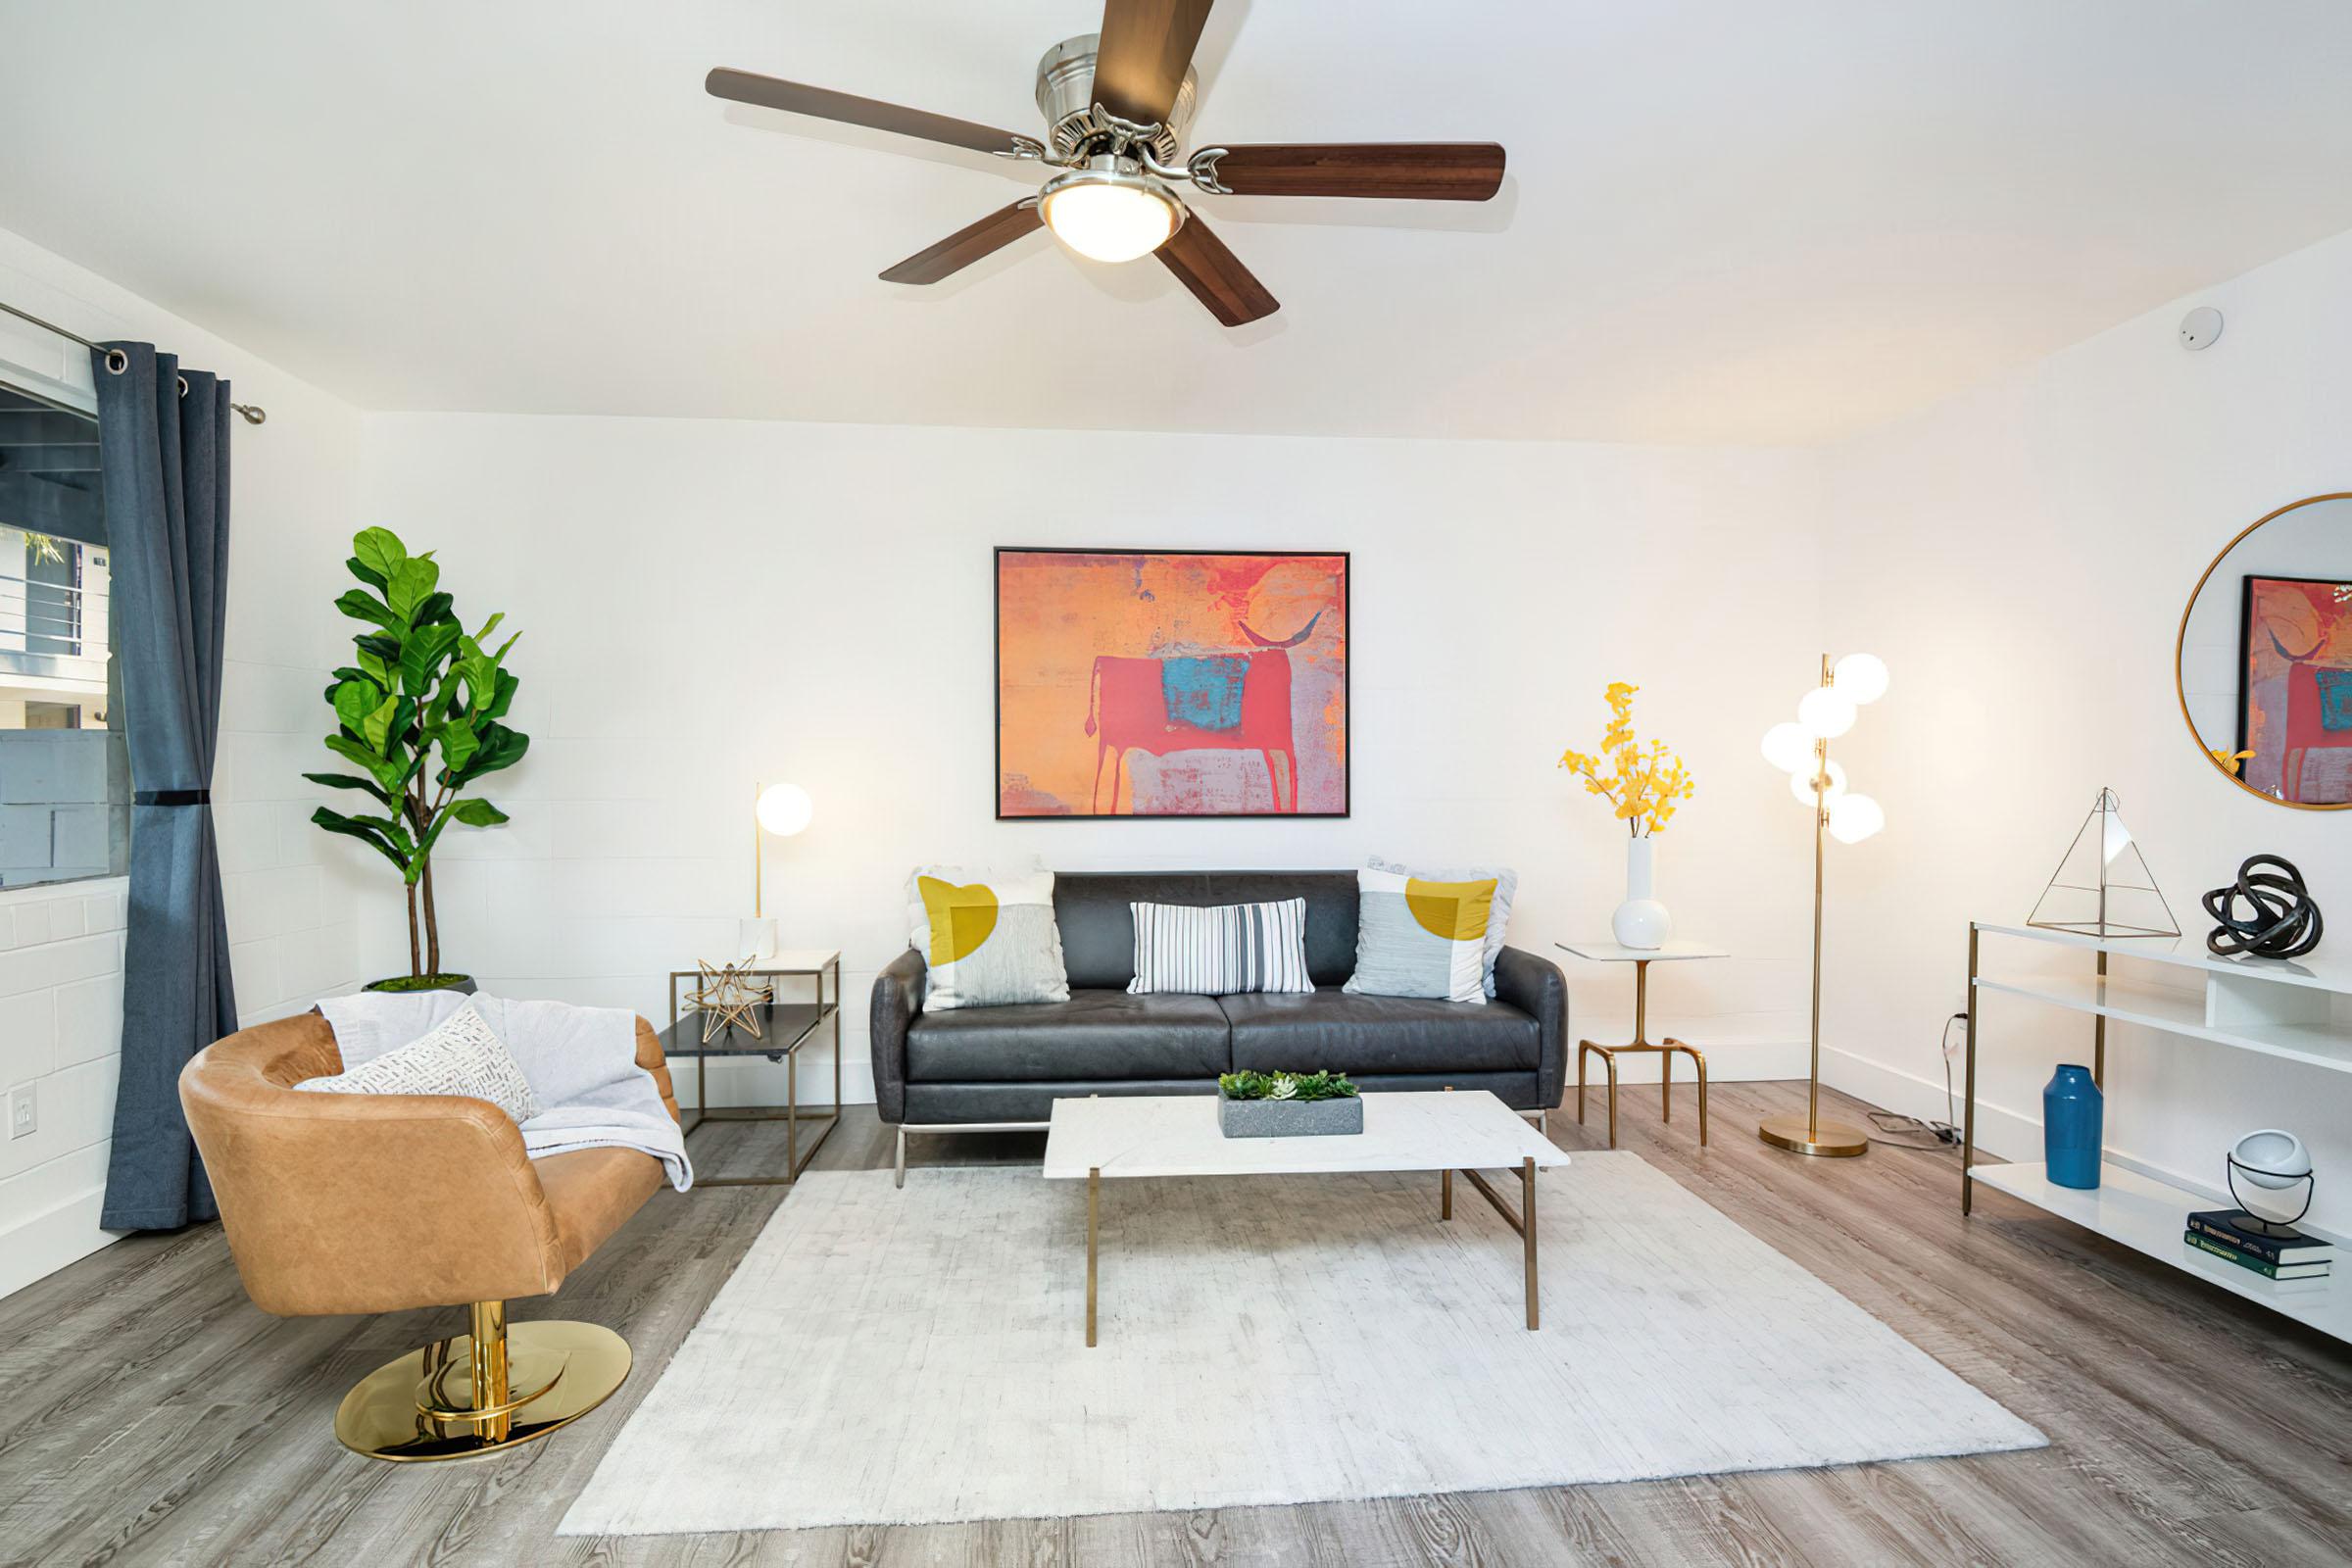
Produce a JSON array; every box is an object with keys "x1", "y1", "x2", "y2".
[{"x1": 0, "y1": 879, "x2": 126, "y2": 1298}]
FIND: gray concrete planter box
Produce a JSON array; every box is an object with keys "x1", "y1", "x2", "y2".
[{"x1": 1218, "y1": 1089, "x2": 1364, "y2": 1138}]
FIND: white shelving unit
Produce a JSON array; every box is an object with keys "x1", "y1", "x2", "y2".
[{"x1": 1963, "y1": 921, "x2": 2347, "y2": 1342}]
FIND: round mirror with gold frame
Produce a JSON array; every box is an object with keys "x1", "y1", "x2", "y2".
[{"x1": 2177, "y1": 492, "x2": 2352, "y2": 808}]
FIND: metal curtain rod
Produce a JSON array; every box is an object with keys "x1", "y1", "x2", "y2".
[{"x1": 0, "y1": 298, "x2": 267, "y2": 424}]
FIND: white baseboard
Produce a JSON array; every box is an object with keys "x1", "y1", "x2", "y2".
[{"x1": 0, "y1": 1185, "x2": 118, "y2": 1300}]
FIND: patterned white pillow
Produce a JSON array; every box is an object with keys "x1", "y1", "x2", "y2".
[
  {"x1": 295, "y1": 1002, "x2": 542, "y2": 1123},
  {"x1": 1129, "y1": 899, "x2": 1315, "y2": 996}
]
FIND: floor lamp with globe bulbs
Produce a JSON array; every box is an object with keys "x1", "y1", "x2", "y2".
[{"x1": 1757, "y1": 653, "x2": 1888, "y2": 1157}]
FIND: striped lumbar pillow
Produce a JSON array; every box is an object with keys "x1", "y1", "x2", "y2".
[{"x1": 1128, "y1": 899, "x2": 1315, "y2": 996}]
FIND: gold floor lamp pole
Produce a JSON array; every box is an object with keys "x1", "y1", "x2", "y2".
[{"x1": 1757, "y1": 654, "x2": 1886, "y2": 1157}]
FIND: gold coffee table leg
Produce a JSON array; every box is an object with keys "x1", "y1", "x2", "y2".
[
  {"x1": 1522, "y1": 1155, "x2": 1539, "y2": 1330},
  {"x1": 1086, "y1": 1166, "x2": 1100, "y2": 1348}
]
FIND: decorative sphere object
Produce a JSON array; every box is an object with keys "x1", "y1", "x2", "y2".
[
  {"x1": 1832, "y1": 653, "x2": 1889, "y2": 705},
  {"x1": 757, "y1": 782, "x2": 814, "y2": 837},
  {"x1": 1796, "y1": 686, "x2": 1857, "y2": 740},
  {"x1": 1827, "y1": 792, "x2": 1886, "y2": 845},
  {"x1": 1611, "y1": 898, "x2": 1672, "y2": 951},
  {"x1": 2228, "y1": 1128, "x2": 2315, "y2": 1229},
  {"x1": 2201, "y1": 854, "x2": 2323, "y2": 958},
  {"x1": 1760, "y1": 721, "x2": 1814, "y2": 774}
]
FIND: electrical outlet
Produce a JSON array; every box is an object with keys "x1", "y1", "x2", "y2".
[{"x1": 8, "y1": 1084, "x2": 35, "y2": 1140}]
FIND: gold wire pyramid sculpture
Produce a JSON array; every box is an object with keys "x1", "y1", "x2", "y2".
[{"x1": 2027, "y1": 787, "x2": 2180, "y2": 938}]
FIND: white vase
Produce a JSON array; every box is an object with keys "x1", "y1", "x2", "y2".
[{"x1": 1611, "y1": 835, "x2": 1672, "y2": 951}]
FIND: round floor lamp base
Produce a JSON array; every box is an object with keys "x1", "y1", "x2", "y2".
[{"x1": 1758, "y1": 1113, "x2": 1870, "y2": 1157}]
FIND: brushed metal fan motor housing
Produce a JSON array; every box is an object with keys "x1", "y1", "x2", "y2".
[{"x1": 1036, "y1": 32, "x2": 1197, "y2": 164}]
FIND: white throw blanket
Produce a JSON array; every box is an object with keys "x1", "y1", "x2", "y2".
[{"x1": 316, "y1": 992, "x2": 692, "y2": 1191}]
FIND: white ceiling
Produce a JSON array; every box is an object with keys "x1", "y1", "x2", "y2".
[{"x1": 5, "y1": 1, "x2": 2351, "y2": 444}]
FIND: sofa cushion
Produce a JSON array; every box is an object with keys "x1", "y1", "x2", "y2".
[
  {"x1": 906, "y1": 989, "x2": 1232, "y2": 1083},
  {"x1": 1220, "y1": 988, "x2": 1540, "y2": 1075}
]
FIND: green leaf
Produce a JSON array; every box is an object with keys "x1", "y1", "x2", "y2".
[
  {"x1": 399, "y1": 620, "x2": 459, "y2": 696},
  {"x1": 438, "y1": 718, "x2": 480, "y2": 776},
  {"x1": 334, "y1": 589, "x2": 401, "y2": 629},
  {"x1": 474, "y1": 612, "x2": 505, "y2": 644},
  {"x1": 484, "y1": 668, "x2": 518, "y2": 720},
  {"x1": 361, "y1": 694, "x2": 399, "y2": 754},
  {"x1": 387, "y1": 556, "x2": 441, "y2": 623},
  {"x1": 324, "y1": 734, "x2": 406, "y2": 794},
  {"x1": 353, "y1": 527, "x2": 407, "y2": 582},
  {"x1": 311, "y1": 807, "x2": 410, "y2": 872},
  {"x1": 355, "y1": 647, "x2": 391, "y2": 687},
  {"x1": 448, "y1": 797, "x2": 509, "y2": 827},
  {"x1": 451, "y1": 723, "x2": 527, "y2": 786},
  {"x1": 354, "y1": 632, "x2": 402, "y2": 663},
  {"x1": 415, "y1": 590, "x2": 456, "y2": 627},
  {"x1": 302, "y1": 770, "x2": 393, "y2": 806},
  {"x1": 330, "y1": 678, "x2": 382, "y2": 734},
  {"x1": 344, "y1": 555, "x2": 388, "y2": 592}
]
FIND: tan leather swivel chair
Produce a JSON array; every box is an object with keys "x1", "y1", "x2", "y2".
[{"x1": 179, "y1": 1009, "x2": 678, "y2": 1461}]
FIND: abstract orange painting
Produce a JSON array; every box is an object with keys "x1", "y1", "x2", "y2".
[{"x1": 996, "y1": 548, "x2": 1348, "y2": 818}]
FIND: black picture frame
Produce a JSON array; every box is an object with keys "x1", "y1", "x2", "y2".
[{"x1": 994, "y1": 546, "x2": 1351, "y2": 821}]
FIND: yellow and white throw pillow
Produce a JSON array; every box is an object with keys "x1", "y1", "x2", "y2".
[
  {"x1": 906, "y1": 866, "x2": 1071, "y2": 1010},
  {"x1": 1343, "y1": 866, "x2": 1496, "y2": 1004}
]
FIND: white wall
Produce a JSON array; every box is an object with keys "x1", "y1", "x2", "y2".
[
  {"x1": 359, "y1": 416, "x2": 1831, "y2": 1110},
  {"x1": 1818, "y1": 223, "x2": 2352, "y2": 1231},
  {"x1": 0, "y1": 228, "x2": 368, "y2": 1298}
]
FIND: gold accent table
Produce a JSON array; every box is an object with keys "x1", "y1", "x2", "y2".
[
  {"x1": 1044, "y1": 1091, "x2": 1566, "y2": 1346},
  {"x1": 1557, "y1": 940, "x2": 1722, "y2": 1150},
  {"x1": 662, "y1": 950, "x2": 842, "y2": 1187}
]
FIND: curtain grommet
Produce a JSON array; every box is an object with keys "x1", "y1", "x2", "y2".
[{"x1": 104, "y1": 347, "x2": 129, "y2": 374}]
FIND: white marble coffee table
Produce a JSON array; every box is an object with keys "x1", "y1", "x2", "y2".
[{"x1": 1043, "y1": 1091, "x2": 1568, "y2": 1345}]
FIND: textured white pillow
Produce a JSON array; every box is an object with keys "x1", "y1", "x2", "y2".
[{"x1": 295, "y1": 1001, "x2": 542, "y2": 1123}]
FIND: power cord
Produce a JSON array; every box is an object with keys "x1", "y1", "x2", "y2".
[{"x1": 1869, "y1": 1011, "x2": 1967, "y2": 1153}]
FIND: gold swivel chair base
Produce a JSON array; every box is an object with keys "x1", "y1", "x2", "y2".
[
  {"x1": 335, "y1": 1301, "x2": 631, "y2": 1462},
  {"x1": 1757, "y1": 1113, "x2": 1869, "y2": 1157}
]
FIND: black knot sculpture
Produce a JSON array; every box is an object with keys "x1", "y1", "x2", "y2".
[{"x1": 2202, "y1": 855, "x2": 2323, "y2": 958}]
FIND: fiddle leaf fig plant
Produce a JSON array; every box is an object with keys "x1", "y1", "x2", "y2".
[{"x1": 307, "y1": 526, "x2": 528, "y2": 984}]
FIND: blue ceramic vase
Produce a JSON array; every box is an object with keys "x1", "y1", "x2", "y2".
[{"x1": 2043, "y1": 1063, "x2": 2103, "y2": 1189}]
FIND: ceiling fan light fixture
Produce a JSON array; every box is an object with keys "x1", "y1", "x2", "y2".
[{"x1": 1038, "y1": 157, "x2": 1182, "y2": 264}]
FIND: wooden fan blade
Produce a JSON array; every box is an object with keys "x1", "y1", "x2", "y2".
[
  {"x1": 707, "y1": 68, "x2": 1035, "y2": 157},
  {"x1": 1092, "y1": 0, "x2": 1213, "y2": 126},
  {"x1": 1206, "y1": 142, "x2": 1507, "y2": 201},
  {"x1": 880, "y1": 201, "x2": 1045, "y2": 284},
  {"x1": 1155, "y1": 212, "x2": 1278, "y2": 326}
]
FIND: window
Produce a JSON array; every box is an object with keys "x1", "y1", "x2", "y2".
[{"x1": 0, "y1": 378, "x2": 126, "y2": 887}]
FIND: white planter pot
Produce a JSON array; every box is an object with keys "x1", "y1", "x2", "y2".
[{"x1": 1611, "y1": 836, "x2": 1671, "y2": 950}]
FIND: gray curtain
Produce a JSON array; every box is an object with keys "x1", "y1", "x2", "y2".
[{"x1": 94, "y1": 343, "x2": 237, "y2": 1231}]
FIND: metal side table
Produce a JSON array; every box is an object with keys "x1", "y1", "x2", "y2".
[
  {"x1": 661, "y1": 950, "x2": 841, "y2": 1187},
  {"x1": 1557, "y1": 940, "x2": 1725, "y2": 1149}
]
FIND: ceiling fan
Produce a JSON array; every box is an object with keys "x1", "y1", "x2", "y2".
[{"x1": 706, "y1": 0, "x2": 1505, "y2": 326}]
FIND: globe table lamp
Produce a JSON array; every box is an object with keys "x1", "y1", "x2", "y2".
[
  {"x1": 1757, "y1": 653, "x2": 1887, "y2": 1158},
  {"x1": 741, "y1": 781, "x2": 813, "y2": 960}
]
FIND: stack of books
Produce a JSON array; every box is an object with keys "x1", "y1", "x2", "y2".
[{"x1": 2184, "y1": 1209, "x2": 2334, "y2": 1283}]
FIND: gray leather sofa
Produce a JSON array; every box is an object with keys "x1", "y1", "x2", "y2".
[{"x1": 871, "y1": 870, "x2": 1567, "y2": 1183}]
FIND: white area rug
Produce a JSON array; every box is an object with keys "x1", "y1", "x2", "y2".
[{"x1": 560, "y1": 1155, "x2": 2042, "y2": 1536}]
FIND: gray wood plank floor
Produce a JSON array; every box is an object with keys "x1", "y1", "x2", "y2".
[{"x1": 3, "y1": 1080, "x2": 2348, "y2": 1567}]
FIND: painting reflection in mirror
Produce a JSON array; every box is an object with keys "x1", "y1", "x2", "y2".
[{"x1": 2238, "y1": 574, "x2": 2352, "y2": 804}]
